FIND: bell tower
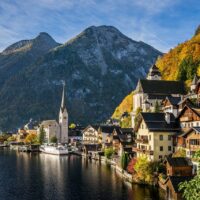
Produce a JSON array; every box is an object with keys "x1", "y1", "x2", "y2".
[
  {"x1": 59, "y1": 81, "x2": 68, "y2": 143},
  {"x1": 147, "y1": 64, "x2": 161, "y2": 80}
]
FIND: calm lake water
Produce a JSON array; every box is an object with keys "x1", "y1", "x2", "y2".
[{"x1": 0, "y1": 150, "x2": 165, "y2": 200}]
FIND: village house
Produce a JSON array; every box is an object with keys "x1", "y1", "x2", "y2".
[
  {"x1": 177, "y1": 103, "x2": 200, "y2": 130},
  {"x1": 176, "y1": 127, "x2": 200, "y2": 174},
  {"x1": 162, "y1": 96, "x2": 181, "y2": 117},
  {"x1": 165, "y1": 176, "x2": 192, "y2": 200},
  {"x1": 177, "y1": 127, "x2": 200, "y2": 158},
  {"x1": 82, "y1": 125, "x2": 100, "y2": 144},
  {"x1": 165, "y1": 157, "x2": 192, "y2": 176},
  {"x1": 131, "y1": 64, "x2": 186, "y2": 128},
  {"x1": 105, "y1": 128, "x2": 134, "y2": 156},
  {"x1": 134, "y1": 112, "x2": 180, "y2": 161},
  {"x1": 82, "y1": 125, "x2": 103, "y2": 155}
]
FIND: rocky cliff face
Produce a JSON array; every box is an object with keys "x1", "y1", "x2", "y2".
[{"x1": 0, "y1": 25, "x2": 162, "y2": 130}]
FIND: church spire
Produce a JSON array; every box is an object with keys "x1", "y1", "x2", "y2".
[{"x1": 60, "y1": 81, "x2": 66, "y2": 113}]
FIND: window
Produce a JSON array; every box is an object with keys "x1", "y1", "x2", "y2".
[
  {"x1": 149, "y1": 135, "x2": 151, "y2": 141},
  {"x1": 159, "y1": 155, "x2": 163, "y2": 159},
  {"x1": 160, "y1": 146, "x2": 163, "y2": 151},
  {"x1": 159, "y1": 135, "x2": 163, "y2": 141},
  {"x1": 168, "y1": 135, "x2": 172, "y2": 141},
  {"x1": 168, "y1": 146, "x2": 172, "y2": 151}
]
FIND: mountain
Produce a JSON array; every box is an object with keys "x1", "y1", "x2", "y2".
[
  {"x1": 0, "y1": 32, "x2": 60, "y2": 86},
  {"x1": 112, "y1": 25, "x2": 200, "y2": 127},
  {"x1": 156, "y1": 25, "x2": 200, "y2": 86},
  {"x1": 0, "y1": 25, "x2": 162, "y2": 131}
]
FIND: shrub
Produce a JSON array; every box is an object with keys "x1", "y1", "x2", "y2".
[{"x1": 104, "y1": 147, "x2": 114, "y2": 159}]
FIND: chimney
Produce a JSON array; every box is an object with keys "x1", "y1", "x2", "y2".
[{"x1": 165, "y1": 112, "x2": 170, "y2": 124}]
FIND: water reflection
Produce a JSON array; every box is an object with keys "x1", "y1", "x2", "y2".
[{"x1": 0, "y1": 151, "x2": 164, "y2": 200}]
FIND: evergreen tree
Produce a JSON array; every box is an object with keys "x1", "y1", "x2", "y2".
[
  {"x1": 154, "y1": 100, "x2": 160, "y2": 113},
  {"x1": 50, "y1": 136, "x2": 57, "y2": 144},
  {"x1": 177, "y1": 56, "x2": 200, "y2": 81},
  {"x1": 121, "y1": 152, "x2": 129, "y2": 170},
  {"x1": 38, "y1": 126, "x2": 46, "y2": 144}
]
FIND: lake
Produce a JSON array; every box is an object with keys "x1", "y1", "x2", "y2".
[{"x1": 0, "y1": 150, "x2": 165, "y2": 200}]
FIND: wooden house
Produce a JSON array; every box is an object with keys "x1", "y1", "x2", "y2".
[
  {"x1": 165, "y1": 157, "x2": 192, "y2": 176},
  {"x1": 165, "y1": 176, "x2": 192, "y2": 200},
  {"x1": 177, "y1": 104, "x2": 200, "y2": 130}
]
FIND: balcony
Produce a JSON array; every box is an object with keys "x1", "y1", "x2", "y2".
[{"x1": 132, "y1": 147, "x2": 154, "y2": 155}]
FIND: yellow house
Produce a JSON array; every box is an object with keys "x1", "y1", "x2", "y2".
[{"x1": 134, "y1": 112, "x2": 180, "y2": 161}]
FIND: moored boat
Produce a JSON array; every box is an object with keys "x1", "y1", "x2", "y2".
[{"x1": 40, "y1": 145, "x2": 69, "y2": 155}]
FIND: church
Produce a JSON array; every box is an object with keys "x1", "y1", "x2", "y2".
[
  {"x1": 131, "y1": 64, "x2": 186, "y2": 128},
  {"x1": 38, "y1": 83, "x2": 68, "y2": 143}
]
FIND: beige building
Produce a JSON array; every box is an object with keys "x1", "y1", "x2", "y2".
[
  {"x1": 39, "y1": 120, "x2": 60, "y2": 143},
  {"x1": 134, "y1": 112, "x2": 179, "y2": 161}
]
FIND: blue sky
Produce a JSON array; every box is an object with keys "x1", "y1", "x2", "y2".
[{"x1": 0, "y1": 0, "x2": 200, "y2": 52}]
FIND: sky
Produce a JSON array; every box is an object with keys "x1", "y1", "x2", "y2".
[{"x1": 0, "y1": 0, "x2": 200, "y2": 52}]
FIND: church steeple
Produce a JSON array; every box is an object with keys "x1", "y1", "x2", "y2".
[
  {"x1": 60, "y1": 81, "x2": 66, "y2": 113},
  {"x1": 59, "y1": 81, "x2": 68, "y2": 143},
  {"x1": 147, "y1": 64, "x2": 161, "y2": 80}
]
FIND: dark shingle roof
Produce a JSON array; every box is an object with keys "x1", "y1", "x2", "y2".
[
  {"x1": 167, "y1": 96, "x2": 181, "y2": 106},
  {"x1": 137, "y1": 80, "x2": 186, "y2": 95},
  {"x1": 141, "y1": 112, "x2": 180, "y2": 132},
  {"x1": 166, "y1": 157, "x2": 190, "y2": 167},
  {"x1": 168, "y1": 176, "x2": 193, "y2": 192},
  {"x1": 147, "y1": 94, "x2": 169, "y2": 100},
  {"x1": 99, "y1": 125, "x2": 120, "y2": 134}
]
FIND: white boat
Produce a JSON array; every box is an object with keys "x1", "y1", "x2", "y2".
[{"x1": 40, "y1": 145, "x2": 69, "y2": 155}]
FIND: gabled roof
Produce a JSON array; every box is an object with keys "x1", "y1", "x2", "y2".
[
  {"x1": 81, "y1": 125, "x2": 99, "y2": 133},
  {"x1": 166, "y1": 96, "x2": 181, "y2": 106},
  {"x1": 139, "y1": 112, "x2": 180, "y2": 132},
  {"x1": 167, "y1": 176, "x2": 193, "y2": 193},
  {"x1": 177, "y1": 104, "x2": 200, "y2": 119},
  {"x1": 166, "y1": 157, "x2": 190, "y2": 167},
  {"x1": 120, "y1": 128, "x2": 134, "y2": 134},
  {"x1": 179, "y1": 127, "x2": 200, "y2": 138},
  {"x1": 147, "y1": 64, "x2": 161, "y2": 77},
  {"x1": 136, "y1": 80, "x2": 186, "y2": 95},
  {"x1": 99, "y1": 125, "x2": 120, "y2": 134}
]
